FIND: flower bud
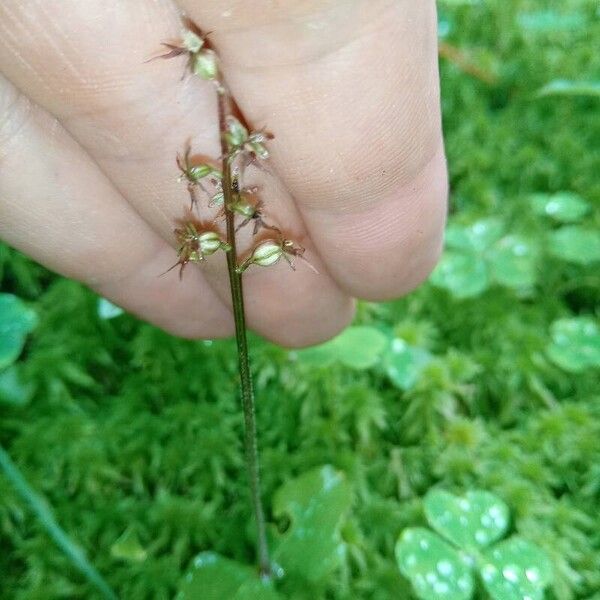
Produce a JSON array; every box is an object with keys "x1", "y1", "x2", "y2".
[
  {"x1": 232, "y1": 199, "x2": 255, "y2": 218},
  {"x1": 193, "y1": 49, "x2": 219, "y2": 81},
  {"x1": 248, "y1": 141, "x2": 269, "y2": 160},
  {"x1": 182, "y1": 30, "x2": 204, "y2": 54},
  {"x1": 250, "y1": 240, "x2": 283, "y2": 266},
  {"x1": 225, "y1": 116, "x2": 249, "y2": 149},
  {"x1": 187, "y1": 164, "x2": 217, "y2": 181},
  {"x1": 198, "y1": 231, "x2": 231, "y2": 255}
]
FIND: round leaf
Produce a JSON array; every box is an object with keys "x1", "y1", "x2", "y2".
[
  {"x1": 272, "y1": 465, "x2": 352, "y2": 582},
  {"x1": 548, "y1": 226, "x2": 600, "y2": 265},
  {"x1": 395, "y1": 528, "x2": 474, "y2": 600},
  {"x1": 445, "y1": 219, "x2": 504, "y2": 253},
  {"x1": 529, "y1": 192, "x2": 589, "y2": 223},
  {"x1": 424, "y1": 490, "x2": 509, "y2": 551},
  {"x1": 177, "y1": 552, "x2": 282, "y2": 600},
  {"x1": 332, "y1": 326, "x2": 387, "y2": 369},
  {"x1": 430, "y1": 252, "x2": 488, "y2": 298},
  {"x1": 384, "y1": 338, "x2": 433, "y2": 390},
  {"x1": 296, "y1": 326, "x2": 387, "y2": 370},
  {"x1": 480, "y1": 537, "x2": 553, "y2": 600},
  {"x1": 546, "y1": 317, "x2": 600, "y2": 372},
  {"x1": 0, "y1": 294, "x2": 38, "y2": 369},
  {"x1": 488, "y1": 236, "x2": 538, "y2": 290}
]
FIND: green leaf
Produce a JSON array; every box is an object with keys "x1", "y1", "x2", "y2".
[
  {"x1": 548, "y1": 226, "x2": 600, "y2": 265},
  {"x1": 395, "y1": 528, "x2": 474, "y2": 600},
  {"x1": 177, "y1": 552, "x2": 282, "y2": 600},
  {"x1": 383, "y1": 338, "x2": 433, "y2": 390},
  {"x1": 272, "y1": 465, "x2": 352, "y2": 582},
  {"x1": 110, "y1": 527, "x2": 147, "y2": 563},
  {"x1": 292, "y1": 343, "x2": 337, "y2": 368},
  {"x1": 424, "y1": 490, "x2": 509, "y2": 551},
  {"x1": 546, "y1": 317, "x2": 600, "y2": 372},
  {"x1": 0, "y1": 293, "x2": 38, "y2": 369},
  {"x1": 488, "y1": 236, "x2": 538, "y2": 290},
  {"x1": 445, "y1": 219, "x2": 504, "y2": 253},
  {"x1": 296, "y1": 326, "x2": 387, "y2": 370},
  {"x1": 0, "y1": 366, "x2": 34, "y2": 407},
  {"x1": 192, "y1": 49, "x2": 218, "y2": 81},
  {"x1": 537, "y1": 80, "x2": 600, "y2": 98},
  {"x1": 517, "y1": 10, "x2": 586, "y2": 32},
  {"x1": 530, "y1": 192, "x2": 589, "y2": 223},
  {"x1": 480, "y1": 537, "x2": 553, "y2": 600},
  {"x1": 332, "y1": 326, "x2": 387, "y2": 369},
  {"x1": 97, "y1": 298, "x2": 124, "y2": 320},
  {"x1": 430, "y1": 252, "x2": 488, "y2": 298}
]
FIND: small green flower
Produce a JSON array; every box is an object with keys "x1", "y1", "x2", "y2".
[
  {"x1": 224, "y1": 116, "x2": 273, "y2": 161},
  {"x1": 236, "y1": 238, "x2": 312, "y2": 274},
  {"x1": 164, "y1": 219, "x2": 231, "y2": 279},
  {"x1": 152, "y1": 26, "x2": 219, "y2": 82}
]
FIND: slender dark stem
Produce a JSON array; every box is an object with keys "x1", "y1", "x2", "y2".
[{"x1": 217, "y1": 89, "x2": 271, "y2": 578}]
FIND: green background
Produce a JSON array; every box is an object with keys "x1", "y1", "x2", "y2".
[{"x1": 1, "y1": 0, "x2": 599, "y2": 598}]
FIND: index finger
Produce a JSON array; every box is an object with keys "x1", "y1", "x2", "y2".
[{"x1": 180, "y1": 0, "x2": 447, "y2": 299}]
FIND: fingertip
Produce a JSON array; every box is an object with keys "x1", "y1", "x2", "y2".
[
  {"x1": 305, "y1": 144, "x2": 447, "y2": 302},
  {"x1": 259, "y1": 295, "x2": 356, "y2": 349}
]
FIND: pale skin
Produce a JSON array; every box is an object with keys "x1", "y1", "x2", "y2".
[{"x1": 0, "y1": 0, "x2": 447, "y2": 348}]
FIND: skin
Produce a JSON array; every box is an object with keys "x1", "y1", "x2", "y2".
[{"x1": 0, "y1": 0, "x2": 447, "y2": 348}]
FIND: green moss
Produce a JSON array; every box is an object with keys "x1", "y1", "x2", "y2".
[{"x1": 1, "y1": 0, "x2": 599, "y2": 598}]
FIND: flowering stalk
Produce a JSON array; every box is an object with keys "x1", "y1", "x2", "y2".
[
  {"x1": 150, "y1": 21, "x2": 314, "y2": 578},
  {"x1": 152, "y1": 20, "x2": 318, "y2": 576},
  {"x1": 217, "y1": 88, "x2": 272, "y2": 578}
]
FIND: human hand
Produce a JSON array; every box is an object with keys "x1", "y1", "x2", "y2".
[{"x1": 0, "y1": 0, "x2": 446, "y2": 347}]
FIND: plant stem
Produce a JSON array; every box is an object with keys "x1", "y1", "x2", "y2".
[
  {"x1": 0, "y1": 444, "x2": 118, "y2": 600},
  {"x1": 217, "y1": 88, "x2": 271, "y2": 578}
]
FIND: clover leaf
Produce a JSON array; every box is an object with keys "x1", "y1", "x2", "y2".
[
  {"x1": 445, "y1": 219, "x2": 504, "y2": 253},
  {"x1": 176, "y1": 552, "x2": 282, "y2": 600},
  {"x1": 546, "y1": 317, "x2": 600, "y2": 372},
  {"x1": 295, "y1": 326, "x2": 387, "y2": 370},
  {"x1": 481, "y1": 537, "x2": 553, "y2": 600},
  {"x1": 530, "y1": 192, "x2": 589, "y2": 223},
  {"x1": 396, "y1": 527, "x2": 473, "y2": 600},
  {"x1": 548, "y1": 226, "x2": 600, "y2": 265},
  {"x1": 430, "y1": 252, "x2": 489, "y2": 298},
  {"x1": 430, "y1": 219, "x2": 538, "y2": 298},
  {"x1": 395, "y1": 489, "x2": 552, "y2": 600},
  {"x1": 487, "y1": 235, "x2": 538, "y2": 291},
  {"x1": 272, "y1": 465, "x2": 352, "y2": 582},
  {"x1": 425, "y1": 490, "x2": 509, "y2": 550},
  {"x1": 383, "y1": 338, "x2": 433, "y2": 391}
]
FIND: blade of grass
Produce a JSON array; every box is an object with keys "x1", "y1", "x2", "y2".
[{"x1": 0, "y1": 444, "x2": 118, "y2": 600}]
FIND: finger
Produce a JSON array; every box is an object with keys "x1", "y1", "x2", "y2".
[
  {"x1": 0, "y1": 72, "x2": 233, "y2": 339},
  {"x1": 0, "y1": 0, "x2": 354, "y2": 347},
  {"x1": 178, "y1": 0, "x2": 448, "y2": 299}
]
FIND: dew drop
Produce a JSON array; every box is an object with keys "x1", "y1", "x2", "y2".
[
  {"x1": 481, "y1": 564, "x2": 497, "y2": 582},
  {"x1": 475, "y1": 529, "x2": 488, "y2": 544},
  {"x1": 437, "y1": 560, "x2": 453, "y2": 576},
  {"x1": 502, "y1": 565, "x2": 519, "y2": 583}
]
